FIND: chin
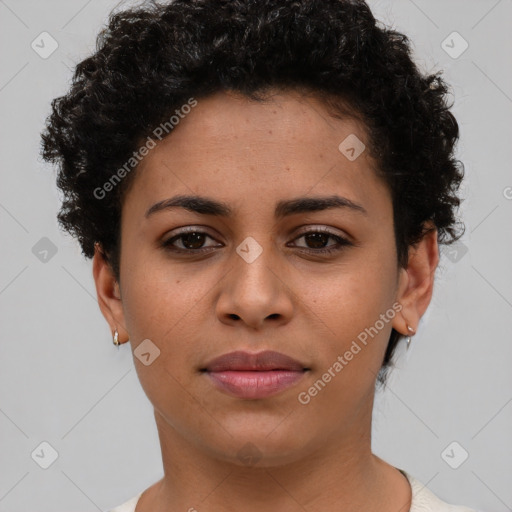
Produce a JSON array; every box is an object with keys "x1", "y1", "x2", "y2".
[{"x1": 199, "y1": 422, "x2": 318, "y2": 469}]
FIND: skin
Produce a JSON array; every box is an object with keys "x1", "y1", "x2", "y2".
[{"x1": 93, "y1": 89, "x2": 439, "y2": 512}]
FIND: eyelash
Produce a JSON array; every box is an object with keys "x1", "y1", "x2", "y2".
[{"x1": 160, "y1": 227, "x2": 353, "y2": 256}]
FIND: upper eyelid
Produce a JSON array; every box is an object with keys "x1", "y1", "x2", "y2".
[
  {"x1": 166, "y1": 225, "x2": 347, "y2": 236},
  {"x1": 293, "y1": 225, "x2": 347, "y2": 236}
]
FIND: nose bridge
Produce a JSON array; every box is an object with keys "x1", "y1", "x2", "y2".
[
  {"x1": 231, "y1": 233, "x2": 279, "y2": 295},
  {"x1": 216, "y1": 231, "x2": 294, "y2": 328}
]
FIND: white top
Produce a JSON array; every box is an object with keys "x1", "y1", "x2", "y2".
[{"x1": 106, "y1": 471, "x2": 479, "y2": 512}]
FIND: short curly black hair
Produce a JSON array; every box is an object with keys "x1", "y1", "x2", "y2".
[{"x1": 40, "y1": 0, "x2": 464, "y2": 381}]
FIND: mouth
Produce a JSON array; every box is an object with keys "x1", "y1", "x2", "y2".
[{"x1": 201, "y1": 350, "x2": 310, "y2": 399}]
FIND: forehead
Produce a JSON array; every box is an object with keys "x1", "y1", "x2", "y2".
[
  {"x1": 166, "y1": 88, "x2": 364, "y2": 148},
  {"x1": 122, "y1": 89, "x2": 389, "y2": 222}
]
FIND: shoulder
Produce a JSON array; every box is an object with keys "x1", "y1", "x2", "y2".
[
  {"x1": 105, "y1": 490, "x2": 143, "y2": 512},
  {"x1": 405, "y1": 472, "x2": 480, "y2": 512}
]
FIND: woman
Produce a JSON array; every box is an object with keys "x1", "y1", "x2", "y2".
[{"x1": 41, "y1": 0, "x2": 477, "y2": 510}]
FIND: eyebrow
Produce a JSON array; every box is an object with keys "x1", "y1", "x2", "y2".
[{"x1": 145, "y1": 194, "x2": 368, "y2": 219}]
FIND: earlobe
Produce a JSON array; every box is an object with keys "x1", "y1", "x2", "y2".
[
  {"x1": 92, "y1": 243, "x2": 129, "y2": 344},
  {"x1": 392, "y1": 223, "x2": 439, "y2": 338}
]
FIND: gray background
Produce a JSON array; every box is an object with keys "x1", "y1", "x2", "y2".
[{"x1": 1, "y1": 0, "x2": 511, "y2": 510}]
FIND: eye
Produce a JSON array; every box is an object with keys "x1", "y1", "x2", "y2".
[
  {"x1": 288, "y1": 227, "x2": 353, "y2": 255},
  {"x1": 160, "y1": 226, "x2": 353, "y2": 256},
  {"x1": 160, "y1": 228, "x2": 221, "y2": 253}
]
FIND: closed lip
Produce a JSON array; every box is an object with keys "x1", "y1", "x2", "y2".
[{"x1": 202, "y1": 350, "x2": 308, "y2": 372}]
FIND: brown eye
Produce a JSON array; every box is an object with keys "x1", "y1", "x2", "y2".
[
  {"x1": 290, "y1": 228, "x2": 353, "y2": 255},
  {"x1": 161, "y1": 227, "x2": 352, "y2": 257},
  {"x1": 161, "y1": 229, "x2": 221, "y2": 253},
  {"x1": 175, "y1": 232, "x2": 207, "y2": 250},
  {"x1": 302, "y1": 232, "x2": 331, "y2": 249}
]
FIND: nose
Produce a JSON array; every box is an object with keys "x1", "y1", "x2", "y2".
[{"x1": 215, "y1": 240, "x2": 294, "y2": 331}]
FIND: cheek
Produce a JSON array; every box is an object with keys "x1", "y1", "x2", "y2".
[
  {"x1": 309, "y1": 246, "x2": 399, "y2": 369},
  {"x1": 123, "y1": 285, "x2": 198, "y2": 368},
  {"x1": 120, "y1": 265, "x2": 204, "y2": 415},
  {"x1": 120, "y1": 247, "x2": 196, "y2": 335},
  {"x1": 293, "y1": 268, "x2": 398, "y2": 429},
  {"x1": 120, "y1": 255, "x2": 218, "y2": 379}
]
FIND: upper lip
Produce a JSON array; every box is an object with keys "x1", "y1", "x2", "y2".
[{"x1": 203, "y1": 350, "x2": 307, "y2": 372}]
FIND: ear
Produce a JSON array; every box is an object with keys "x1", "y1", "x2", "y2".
[
  {"x1": 92, "y1": 243, "x2": 129, "y2": 344},
  {"x1": 392, "y1": 222, "x2": 439, "y2": 336}
]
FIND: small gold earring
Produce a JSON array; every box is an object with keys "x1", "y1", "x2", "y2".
[
  {"x1": 113, "y1": 329, "x2": 120, "y2": 347},
  {"x1": 406, "y1": 324, "x2": 416, "y2": 347}
]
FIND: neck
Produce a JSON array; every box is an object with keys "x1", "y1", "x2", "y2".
[{"x1": 137, "y1": 398, "x2": 411, "y2": 512}]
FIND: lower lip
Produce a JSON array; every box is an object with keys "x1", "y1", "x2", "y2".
[{"x1": 206, "y1": 370, "x2": 306, "y2": 399}]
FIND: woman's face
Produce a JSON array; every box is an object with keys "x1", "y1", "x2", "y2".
[{"x1": 95, "y1": 89, "x2": 429, "y2": 466}]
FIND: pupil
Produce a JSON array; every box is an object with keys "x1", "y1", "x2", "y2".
[
  {"x1": 183, "y1": 232, "x2": 205, "y2": 249},
  {"x1": 305, "y1": 233, "x2": 328, "y2": 248}
]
